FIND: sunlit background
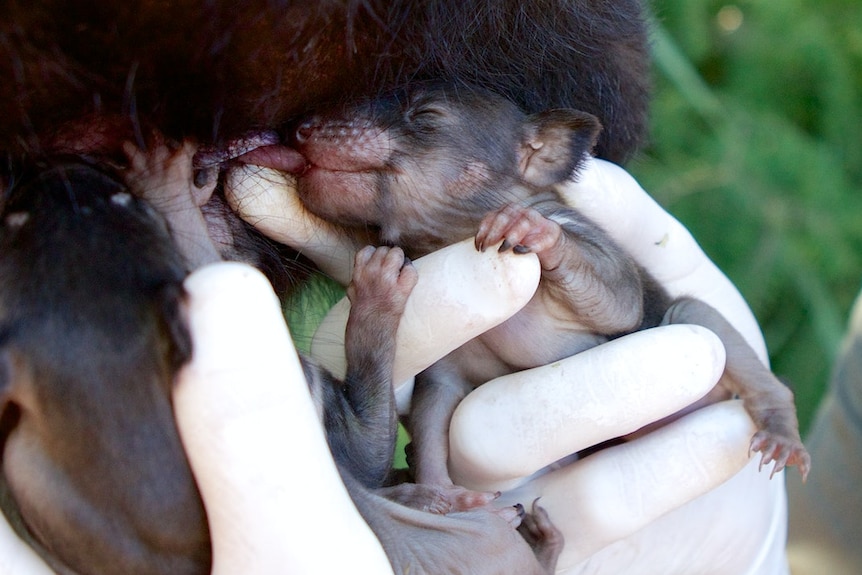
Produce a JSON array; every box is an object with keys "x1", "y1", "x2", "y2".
[{"x1": 635, "y1": 0, "x2": 862, "y2": 433}]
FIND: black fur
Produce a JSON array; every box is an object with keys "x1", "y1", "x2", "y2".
[
  {"x1": 0, "y1": 163, "x2": 209, "y2": 575},
  {"x1": 0, "y1": 1, "x2": 650, "y2": 163}
]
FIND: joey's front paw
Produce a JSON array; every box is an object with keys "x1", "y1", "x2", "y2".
[
  {"x1": 123, "y1": 139, "x2": 210, "y2": 206},
  {"x1": 475, "y1": 204, "x2": 563, "y2": 266},
  {"x1": 347, "y1": 246, "x2": 418, "y2": 319}
]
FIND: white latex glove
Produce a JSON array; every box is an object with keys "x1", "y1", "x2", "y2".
[
  {"x1": 451, "y1": 158, "x2": 790, "y2": 574},
  {"x1": 0, "y1": 263, "x2": 394, "y2": 575},
  {"x1": 227, "y1": 157, "x2": 790, "y2": 574},
  {"x1": 1, "y1": 157, "x2": 781, "y2": 574},
  {"x1": 0, "y1": 159, "x2": 791, "y2": 574},
  {"x1": 0, "y1": 516, "x2": 52, "y2": 574}
]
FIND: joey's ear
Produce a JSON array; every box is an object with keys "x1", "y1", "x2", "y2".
[
  {"x1": 0, "y1": 345, "x2": 24, "y2": 435},
  {"x1": 156, "y1": 283, "x2": 193, "y2": 375},
  {"x1": 518, "y1": 110, "x2": 602, "y2": 187}
]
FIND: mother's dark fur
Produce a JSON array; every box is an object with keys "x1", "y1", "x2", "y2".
[{"x1": 0, "y1": 0, "x2": 649, "y2": 164}]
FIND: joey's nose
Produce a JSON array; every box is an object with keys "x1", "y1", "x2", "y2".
[{"x1": 294, "y1": 119, "x2": 317, "y2": 145}]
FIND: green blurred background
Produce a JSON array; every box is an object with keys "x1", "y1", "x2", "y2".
[
  {"x1": 636, "y1": 0, "x2": 862, "y2": 433},
  {"x1": 287, "y1": 1, "x2": 862, "y2": 438}
]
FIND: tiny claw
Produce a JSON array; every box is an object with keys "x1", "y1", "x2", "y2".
[
  {"x1": 513, "y1": 503, "x2": 526, "y2": 518},
  {"x1": 769, "y1": 460, "x2": 785, "y2": 480},
  {"x1": 498, "y1": 239, "x2": 512, "y2": 252},
  {"x1": 193, "y1": 166, "x2": 218, "y2": 189},
  {"x1": 475, "y1": 237, "x2": 485, "y2": 252},
  {"x1": 513, "y1": 244, "x2": 532, "y2": 255},
  {"x1": 759, "y1": 449, "x2": 776, "y2": 470},
  {"x1": 798, "y1": 460, "x2": 811, "y2": 483},
  {"x1": 751, "y1": 431, "x2": 812, "y2": 482}
]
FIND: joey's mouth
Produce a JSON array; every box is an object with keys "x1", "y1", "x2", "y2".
[
  {"x1": 301, "y1": 163, "x2": 353, "y2": 175},
  {"x1": 299, "y1": 159, "x2": 400, "y2": 178},
  {"x1": 297, "y1": 164, "x2": 345, "y2": 183},
  {"x1": 297, "y1": 163, "x2": 400, "y2": 194},
  {"x1": 235, "y1": 145, "x2": 307, "y2": 175}
]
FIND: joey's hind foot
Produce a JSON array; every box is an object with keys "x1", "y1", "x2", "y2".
[
  {"x1": 750, "y1": 430, "x2": 811, "y2": 481},
  {"x1": 436, "y1": 484, "x2": 500, "y2": 513},
  {"x1": 747, "y1": 403, "x2": 811, "y2": 481},
  {"x1": 517, "y1": 500, "x2": 563, "y2": 573},
  {"x1": 386, "y1": 482, "x2": 500, "y2": 514}
]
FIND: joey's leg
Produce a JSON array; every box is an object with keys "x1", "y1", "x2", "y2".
[
  {"x1": 475, "y1": 202, "x2": 645, "y2": 334},
  {"x1": 408, "y1": 361, "x2": 499, "y2": 513},
  {"x1": 665, "y1": 297, "x2": 811, "y2": 480},
  {"x1": 517, "y1": 500, "x2": 564, "y2": 574},
  {"x1": 327, "y1": 246, "x2": 417, "y2": 488}
]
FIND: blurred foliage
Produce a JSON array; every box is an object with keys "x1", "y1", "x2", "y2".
[
  {"x1": 284, "y1": 273, "x2": 345, "y2": 356},
  {"x1": 636, "y1": 0, "x2": 862, "y2": 433}
]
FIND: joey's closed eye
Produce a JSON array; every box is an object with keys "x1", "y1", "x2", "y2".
[
  {"x1": 405, "y1": 105, "x2": 448, "y2": 132},
  {"x1": 408, "y1": 105, "x2": 445, "y2": 119}
]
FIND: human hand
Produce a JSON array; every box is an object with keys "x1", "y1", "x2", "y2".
[
  {"x1": 231, "y1": 156, "x2": 789, "y2": 574},
  {"x1": 0, "y1": 512, "x2": 53, "y2": 574},
  {"x1": 446, "y1": 158, "x2": 789, "y2": 574},
  {"x1": 0, "y1": 152, "x2": 784, "y2": 575}
]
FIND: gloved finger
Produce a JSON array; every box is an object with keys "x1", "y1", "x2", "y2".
[
  {"x1": 174, "y1": 262, "x2": 392, "y2": 575},
  {"x1": 224, "y1": 164, "x2": 361, "y2": 285},
  {"x1": 448, "y1": 324, "x2": 727, "y2": 490},
  {"x1": 310, "y1": 238, "x2": 541, "y2": 412},
  {"x1": 0, "y1": 515, "x2": 54, "y2": 575},
  {"x1": 559, "y1": 158, "x2": 767, "y2": 359},
  {"x1": 557, "y1": 458, "x2": 788, "y2": 575},
  {"x1": 494, "y1": 400, "x2": 759, "y2": 570}
]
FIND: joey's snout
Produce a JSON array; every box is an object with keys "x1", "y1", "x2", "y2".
[
  {"x1": 292, "y1": 113, "x2": 393, "y2": 172},
  {"x1": 293, "y1": 117, "x2": 317, "y2": 145}
]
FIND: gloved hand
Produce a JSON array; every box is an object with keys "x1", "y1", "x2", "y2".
[
  {"x1": 453, "y1": 158, "x2": 790, "y2": 574},
  {"x1": 227, "y1": 156, "x2": 790, "y2": 574},
  {"x1": 0, "y1": 158, "x2": 790, "y2": 574}
]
